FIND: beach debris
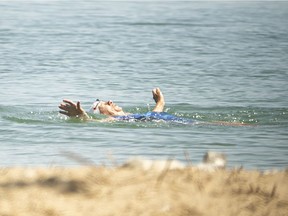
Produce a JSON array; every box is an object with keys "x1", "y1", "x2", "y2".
[
  {"x1": 121, "y1": 157, "x2": 185, "y2": 172},
  {"x1": 59, "y1": 149, "x2": 227, "y2": 173},
  {"x1": 121, "y1": 151, "x2": 227, "y2": 172},
  {"x1": 197, "y1": 152, "x2": 227, "y2": 171}
]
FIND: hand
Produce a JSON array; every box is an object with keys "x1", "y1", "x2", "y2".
[
  {"x1": 59, "y1": 99, "x2": 89, "y2": 119},
  {"x1": 152, "y1": 88, "x2": 165, "y2": 112},
  {"x1": 152, "y1": 88, "x2": 164, "y2": 104}
]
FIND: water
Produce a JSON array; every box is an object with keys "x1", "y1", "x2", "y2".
[{"x1": 0, "y1": 1, "x2": 288, "y2": 170}]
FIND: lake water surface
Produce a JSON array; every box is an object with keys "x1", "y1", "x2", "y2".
[{"x1": 0, "y1": 1, "x2": 288, "y2": 170}]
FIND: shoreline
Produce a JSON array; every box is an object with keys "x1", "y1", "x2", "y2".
[{"x1": 1, "y1": 162, "x2": 287, "y2": 216}]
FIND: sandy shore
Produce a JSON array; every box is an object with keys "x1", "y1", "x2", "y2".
[{"x1": 0, "y1": 163, "x2": 287, "y2": 216}]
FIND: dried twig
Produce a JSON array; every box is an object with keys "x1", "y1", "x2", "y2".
[
  {"x1": 155, "y1": 157, "x2": 173, "y2": 187},
  {"x1": 60, "y1": 150, "x2": 95, "y2": 166},
  {"x1": 184, "y1": 150, "x2": 193, "y2": 166}
]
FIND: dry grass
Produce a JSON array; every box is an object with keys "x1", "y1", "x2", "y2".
[{"x1": 0, "y1": 166, "x2": 287, "y2": 216}]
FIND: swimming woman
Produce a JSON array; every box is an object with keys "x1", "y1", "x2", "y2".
[
  {"x1": 59, "y1": 88, "x2": 176, "y2": 121},
  {"x1": 58, "y1": 88, "x2": 246, "y2": 126}
]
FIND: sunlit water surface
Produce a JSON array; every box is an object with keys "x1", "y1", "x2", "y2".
[{"x1": 0, "y1": 1, "x2": 287, "y2": 170}]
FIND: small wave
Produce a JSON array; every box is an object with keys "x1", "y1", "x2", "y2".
[
  {"x1": 2, "y1": 109, "x2": 62, "y2": 125},
  {"x1": 113, "y1": 22, "x2": 218, "y2": 27},
  {"x1": 2, "y1": 104, "x2": 287, "y2": 128},
  {"x1": 207, "y1": 142, "x2": 237, "y2": 147},
  {"x1": 171, "y1": 105, "x2": 288, "y2": 126},
  {"x1": 3, "y1": 116, "x2": 48, "y2": 124}
]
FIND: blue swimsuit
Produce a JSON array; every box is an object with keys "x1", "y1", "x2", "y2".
[{"x1": 113, "y1": 112, "x2": 195, "y2": 124}]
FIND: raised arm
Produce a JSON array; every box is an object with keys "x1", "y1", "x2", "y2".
[{"x1": 59, "y1": 99, "x2": 90, "y2": 120}]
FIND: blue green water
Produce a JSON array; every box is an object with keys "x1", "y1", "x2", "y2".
[{"x1": 0, "y1": 1, "x2": 288, "y2": 170}]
